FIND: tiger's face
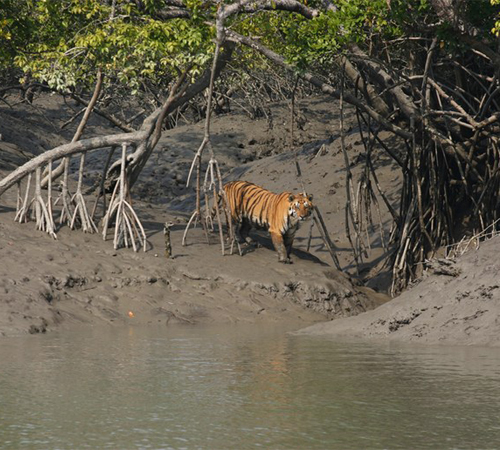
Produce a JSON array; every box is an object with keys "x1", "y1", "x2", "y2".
[{"x1": 287, "y1": 193, "x2": 314, "y2": 225}]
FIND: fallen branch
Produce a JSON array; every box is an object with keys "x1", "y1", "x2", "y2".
[{"x1": 0, "y1": 132, "x2": 146, "y2": 198}]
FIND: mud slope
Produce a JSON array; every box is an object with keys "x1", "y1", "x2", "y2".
[
  {"x1": 0, "y1": 93, "x2": 388, "y2": 336},
  {"x1": 297, "y1": 237, "x2": 500, "y2": 347}
]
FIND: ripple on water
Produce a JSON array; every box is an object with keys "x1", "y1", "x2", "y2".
[{"x1": 1, "y1": 325, "x2": 500, "y2": 449}]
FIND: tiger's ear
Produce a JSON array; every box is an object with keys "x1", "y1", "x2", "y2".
[
  {"x1": 308, "y1": 194, "x2": 313, "y2": 202},
  {"x1": 288, "y1": 194, "x2": 295, "y2": 202}
]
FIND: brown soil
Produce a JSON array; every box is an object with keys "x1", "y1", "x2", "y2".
[
  {"x1": 297, "y1": 238, "x2": 500, "y2": 346},
  {"x1": 0, "y1": 93, "x2": 389, "y2": 336},
  {"x1": 2, "y1": 91, "x2": 498, "y2": 346}
]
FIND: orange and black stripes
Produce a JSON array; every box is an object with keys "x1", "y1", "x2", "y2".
[{"x1": 223, "y1": 181, "x2": 314, "y2": 263}]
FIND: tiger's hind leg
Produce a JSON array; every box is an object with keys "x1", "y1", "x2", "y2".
[{"x1": 239, "y1": 218, "x2": 260, "y2": 247}]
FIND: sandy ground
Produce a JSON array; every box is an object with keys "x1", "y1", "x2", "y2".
[
  {"x1": 2, "y1": 91, "x2": 498, "y2": 346},
  {"x1": 0, "y1": 93, "x2": 389, "y2": 336}
]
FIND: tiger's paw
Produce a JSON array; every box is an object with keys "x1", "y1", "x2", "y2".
[
  {"x1": 245, "y1": 238, "x2": 261, "y2": 248},
  {"x1": 279, "y1": 258, "x2": 293, "y2": 264}
]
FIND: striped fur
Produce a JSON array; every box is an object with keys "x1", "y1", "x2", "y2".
[{"x1": 223, "y1": 181, "x2": 313, "y2": 263}]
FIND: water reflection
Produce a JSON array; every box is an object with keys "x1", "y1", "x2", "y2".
[{"x1": 1, "y1": 325, "x2": 500, "y2": 449}]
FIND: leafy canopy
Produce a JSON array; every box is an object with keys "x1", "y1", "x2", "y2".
[
  {"x1": 1, "y1": 0, "x2": 499, "y2": 93},
  {"x1": 2, "y1": 0, "x2": 213, "y2": 92}
]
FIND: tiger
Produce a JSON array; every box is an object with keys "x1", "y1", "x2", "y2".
[{"x1": 222, "y1": 181, "x2": 314, "y2": 264}]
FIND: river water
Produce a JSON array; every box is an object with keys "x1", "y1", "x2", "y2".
[{"x1": 1, "y1": 324, "x2": 500, "y2": 449}]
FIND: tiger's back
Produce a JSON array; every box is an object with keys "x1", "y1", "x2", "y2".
[{"x1": 223, "y1": 181, "x2": 313, "y2": 263}]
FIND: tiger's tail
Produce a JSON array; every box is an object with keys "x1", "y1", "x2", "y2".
[{"x1": 211, "y1": 190, "x2": 223, "y2": 219}]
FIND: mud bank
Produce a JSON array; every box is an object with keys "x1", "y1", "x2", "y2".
[
  {"x1": 297, "y1": 237, "x2": 500, "y2": 346},
  {"x1": 0, "y1": 94, "x2": 386, "y2": 336}
]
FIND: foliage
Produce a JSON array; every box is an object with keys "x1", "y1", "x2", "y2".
[
  {"x1": 491, "y1": 0, "x2": 500, "y2": 35},
  {"x1": 0, "y1": 0, "x2": 433, "y2": 92},
  {"x1": 1, "y1": 0, "x2": 499, "y2": 92},
  {"x1": 0, "y1": 1, "x2": 36, "y2": 65},
  {"x1": 2, "y1": 0, "x2": 213, "y2": 92},
  {"x1": 229, "y1": 0, "x2": 396, "y2": 70}
]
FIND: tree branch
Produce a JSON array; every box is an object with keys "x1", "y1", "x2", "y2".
[
  {"x1": 0, "y1": 132, "x2": 144, "y2": 197},
  {"x1": 225, "y1": 30, "x2": 412, "y2": 139},
  {"x1": 222, "y1": 0, "x2": 319, "y2": 19},
  {"x1": 127, "y1": 42, "x2": 236, "y2": 188},
  {"x1": 348, "y1": 44, "x2": 420, "y2": 120},
  {"x1": 71, "y1": 93, "x2": 136, "y2": 132}
]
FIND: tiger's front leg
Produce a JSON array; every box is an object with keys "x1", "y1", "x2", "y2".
[
  {"x1": 271, "y1": 231, "x2": 292, "y2": 264},
  {"x1": 284, "y1": 233, "x2": 295, "y2": 262}
]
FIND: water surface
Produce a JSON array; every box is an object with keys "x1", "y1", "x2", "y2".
[{"x1": 1, "y1": 324, "x2": 500, "y2": 449}]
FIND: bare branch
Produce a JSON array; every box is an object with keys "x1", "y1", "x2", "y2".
[
  {"x1": 225, "y1": 30, "x2": 412, "y2": 139},
  {"x1": 221, "y1": 0, "x2": 319, "y2": 20},
  {"x1": 71, "y1": 93, "x2": 136, "y2": 132},
  {"x1": 0, "y1": 133, "x2": 142, "y2": 197}
]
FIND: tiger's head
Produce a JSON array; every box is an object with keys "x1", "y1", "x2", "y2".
[{"x1": 287, "y1": 192, "x2": 314, "y2": 225}]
